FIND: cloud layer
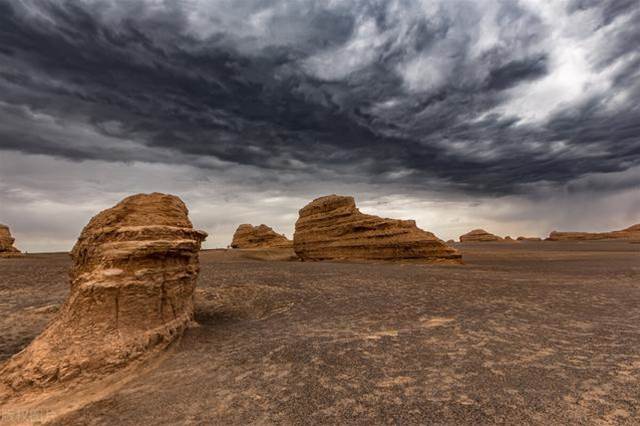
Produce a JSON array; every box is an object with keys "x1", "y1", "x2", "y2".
[{"x1": 0, "y1": 0, "x2": 639, "y2": 250}]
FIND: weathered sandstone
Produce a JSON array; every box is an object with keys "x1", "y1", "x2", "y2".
[
  {"x1": 293, "y1": 195, "x2": 461, "y2": 263},
  {"x1": 0, "y1": 224, "x2": 20, "y2": 256},
  {"x1": 231, "y1": 224, "x2": 292, "y2": 249},
  {"x1": 546, "y1": 224, "x2": 640, "y2": 241},
  {"x1": 0, "y1": 193, "x2": 207, "y2": 397},
  {"x1": 459, "y1": 229, "x2": 503, "y2": 242}
]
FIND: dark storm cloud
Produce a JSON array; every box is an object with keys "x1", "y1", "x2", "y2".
[
  {"x1": 0, "y1": 0, "x2": 639, "y2": 195},
  {"x1": 484, "y1": 55, "x2": 548, "y2": 91}
]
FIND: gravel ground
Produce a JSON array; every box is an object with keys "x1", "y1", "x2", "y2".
[{"x1": 1, "y1": 242, "x2": 639, "y2": 425}]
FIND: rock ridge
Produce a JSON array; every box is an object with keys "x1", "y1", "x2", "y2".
[
  {"x1": 293, "y1": 195, "x2": 460, "y2": 263},
  {"x1": 547, "y1": 223, "x2": 640, "y2": 241},
  {"x1": 459, "y1": 229, "x2": 503, "y2": 242},
  {"x1": 231, "y1": 224, "x2": 292, "y2": 249}
]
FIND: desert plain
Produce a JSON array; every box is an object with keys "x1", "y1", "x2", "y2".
[{"x1": 1, "y1": 241, "x2": 639, "y2": 425}]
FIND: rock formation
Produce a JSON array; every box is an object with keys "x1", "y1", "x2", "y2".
[
  {"x1": 293, "y1": 195, "x2": 461, "y2": 263},
  {"x1": 546, "y1": 224, "x2": 640, "y2": 241},
  {"x1": 517, "y1": 236, "x2": 542, "y2": 241},
  {"x1": 230, "y1": 224, "x2": 292, "y2": 249},
  {"x1": 0, "y1": 193, "x2": 207, "y2": 397},
  {"x1": 459, "y1": 229, "x2": 503, "y2": 242},
  {"x1": 504, "y1": 236, "x2": 514, "y2": 241},
  {"x1": 0, "y1": 224, "x2": 20, "y2": 256}
]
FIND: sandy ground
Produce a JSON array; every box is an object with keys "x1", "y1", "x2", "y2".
[{"x1": 0, "y1": 242, "x2": 639, "y2": 425}]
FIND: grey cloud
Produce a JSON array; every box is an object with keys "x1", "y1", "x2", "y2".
[
  {"x1": 567, "y1": 0, "x2": 637, "y2": 25},
  {"x1": 484, "y1": 55, "x2": 548, "y2": 91},
  {"x1": 0, "y1": 0, "x2": 638, "y2": 197}
]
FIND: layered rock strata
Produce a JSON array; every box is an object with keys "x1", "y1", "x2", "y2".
[
  {"x1": 230, "y1": 224, "x2": 292, "y2": 249},
  {"x1": 459, "y1": 229, "x2": 503, "y2": 242},
  {"x1": 0, "y1": 224, "x2": 20, "y2": 256},
  {"x1": 293, "y1": 195, "x2": 461, "y2": 263},
  {"x1": 547, "y1": 224, "x2": 640, "y2": 241},
  {"x1": 0, "y1": 193, "x2": 207, "y2": 396}
]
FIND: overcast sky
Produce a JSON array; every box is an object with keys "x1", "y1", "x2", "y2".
[{"x1": 0, "y1": 0, "x2": 639, "y2": 251}]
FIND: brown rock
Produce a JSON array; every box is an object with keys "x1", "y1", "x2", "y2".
[
  {"x1": 230, "y1": 224, "x2": 292, "y2": 249},
  {"x1": 517, "y1": 236, "x2": 542, "y2": 241},
  {"x1": 546, "y1": 223, "x2": 640, "y2": 241},
  {"x1": 293, "y1": 195, "x2": 461, "y2": 263},
  {"x1": 0, "y1": 193, "x2": 207, "y2": 397},
  {"x1": 0, "y1": 224, "x2": 21, "y2": 256},
  {"x1": 504, "y1": 236, "x2": 514, "y2": 241},
  {"x1": 459, "y1": 229, "x2": 503, "y2": 242}
]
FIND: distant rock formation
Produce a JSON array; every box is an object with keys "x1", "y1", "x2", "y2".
[
  {"x1": 517, "y1": 236, "x2": 542, "y2": 241},
  {"x1": 459, "y1": 229, "x2": 503, "y2": 242},
  {"x1": 293, "y1": 195, "x2": 461, "y2": 263},
  {"x1": 546, "y1": 224, "x2": 640, "y2": 241},
  {"x1": 504, "y1": 236, "x2": 514, "y2": 241},
  {"x1": 231, "y1": 224, "x2": 292, "y2": 249},
  {"x1": 0, "y1": 224, "x2": 21, "y2": 256},
  {"x1": 446, "y1": 239, "x2": 455, "y2": 244},
  {"x1": 0, "y1": 193, "x2": 207, "y2": 398}
]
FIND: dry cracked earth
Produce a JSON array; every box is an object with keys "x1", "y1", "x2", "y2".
[{"x1": 1, "y1": 242, "x2": 639, "y2": 425}]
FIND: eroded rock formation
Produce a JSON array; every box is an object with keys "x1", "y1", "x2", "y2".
[
  {"x1": 0, "y1": 224, "x2": 20, "y2": 256},
  {"x1": 293, "y1": 195, "x2": 461, "y2": 263},
  {"x1": 459, "y1": 229, "x2": 503, "y2": 242},
  {"x1": 0, "y1": 193, "x2": 207, "y2": 397},
  {"x1": 546, "y1": 224, "x2": 640, "y2": 241},
  {"x1": 517, "y1": 236, "x2": 542, "y2": 241},
  {"x1": 230, "y1": 224, "x2": 292, "y2": 249}
]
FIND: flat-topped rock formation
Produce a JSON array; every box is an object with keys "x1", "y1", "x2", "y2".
[
  {"x1": 293, "y1": 195, "x2": 461, "y2": 263},
  {"x1": 459, "y1": 229, "x2": 503, "y2": 242},
  {"x1": 547, "y1": 224, "x2": 640, "y2": 241},
  {"x1": 517, "y1": 236, "x2": 542, "y2": 241},
  {"x1": 0, "y1": 193, "x2": 207, "y2": 399},
  {"x1": 231, "y1": 224, "x2": 292, "y2": 249},
  {"x1": 0, "y1": 224, "x2": 20, "y2": 256}
]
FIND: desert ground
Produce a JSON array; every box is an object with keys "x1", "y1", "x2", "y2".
[{"x1": 1, "y1": 241, "x2": 639, "y2": 425}]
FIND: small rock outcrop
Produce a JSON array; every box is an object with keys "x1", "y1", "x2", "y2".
[
  {"x1": 517, "y1": 236, "x2": 542, "y2": 241},
  {"x1": 0, "y1": 224, "x2": 20, "y2": 256},
  {"x1": 0, "y1": 193, "x2": 207, "y2": 398},
  {"x1": 459, "y1": 229, "x2": 503, "y2": 242},
  {"x1": 293, "y1": 195, "x2": 461, "y2": 263},
  {"x1": 230, "y1": 224, "x2": 292, "y2": 249},
  {"x1": 546, "y1": 224, "x2": 640, "y2": 241}
]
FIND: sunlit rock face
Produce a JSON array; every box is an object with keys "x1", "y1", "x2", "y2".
[
  {"x1": 0, "y1": 224, "x2": 20, "y2": 256},
  {"x1": 459, "y1": 229, "x2": 503, "y2": 242},
  {"x1": 0, "y1": 193, "x2": 207, "y2": 396},
  {"x1": 230, "y1": 224, "x2": 292, "y2": 249},
  {"x1": 546, "y1": 224, "x2": 640, "y2": 241},
  {"x1": 293, "y1": 195, "x2": 461, "y2": 263}
]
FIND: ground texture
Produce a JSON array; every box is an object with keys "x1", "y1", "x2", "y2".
[{"x1": 0, "y1": 242, "x2": 639, "y2": 425}]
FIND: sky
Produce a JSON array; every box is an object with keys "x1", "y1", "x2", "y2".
[{"x1": 0, "y1": 0, "x2": 639, "y2": 252}]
